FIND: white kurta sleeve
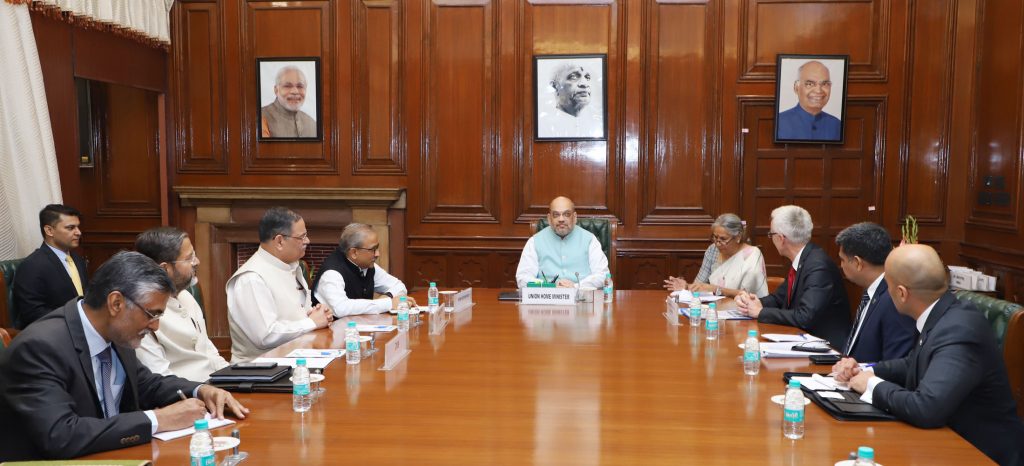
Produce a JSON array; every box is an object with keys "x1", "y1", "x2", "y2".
[
  {"x1": 515, "y1": 237, "x2": 540, "y2": 288},
  {"x1": 580, "y1": 236, "x2": 610, "y2": 289},
  {"x1": 135, "y1": 334, "x2": 172, "y2": 376},
  {"x1": 314, "y1": 269, "x2": 391, "y2": 317},
  {"x1": 373, "y1": 265, "x2": 408, "y2": 297},
  {"x1": 227, "y1": 272, "x2": 316, "y2": 350}
]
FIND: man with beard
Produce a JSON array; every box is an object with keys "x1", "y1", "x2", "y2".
[
  {"x1": 515, "y1": 196, "x2": 609, "y2": 289},
  {"x1": 537, "y1": 62, "x2": 604, "y2": 139},
  {"x1": 12, "y1": 204, "x2": 89, "y2": 329},
  {"x1": 776, "y1": 60, "x2": 842, "y2": 141},
  {"x1": 260, "y1": 65, "x2": 317, "y2": 138},
  {"x1": 0, "y1": 251, "x2": 248, "y2": 461},
  {"x1": 134, "y1": 227, "x2": 229, "y2": 382}
]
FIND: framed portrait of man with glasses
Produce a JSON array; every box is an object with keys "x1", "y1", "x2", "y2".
[
  {"x1": 257, "y1": 57, "x2": 322, "y2": 141},
  {"x1": 773, "y1": 54, "x2": 849, "y2": 144}
]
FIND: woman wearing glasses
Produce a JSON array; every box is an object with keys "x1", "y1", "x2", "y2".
[{"x1": 663, "y1": 213, "x2": 769, "y2": 298}]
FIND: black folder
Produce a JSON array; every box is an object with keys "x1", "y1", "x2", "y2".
[
  {"x1": 782, "y1": 372, "x2": 897, "y2": 422},
  {"x1": 208, "y1": 364, "x2": 291, "y2": 383},
  {"x1": 497, "y1": 290, "x2": 520, "y2": 301}
]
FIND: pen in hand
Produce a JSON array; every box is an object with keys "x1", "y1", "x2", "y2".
[{"x1": 176, "y1": 389, "x2": 188, "y2": 402}]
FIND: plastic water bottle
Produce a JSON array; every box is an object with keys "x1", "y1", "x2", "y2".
[
  {"x1": 743, "y1": 329, "x2": 761, "y2": 375},
  {"x1": 783, "y1": 379, "x2": 805, "y2": 439},
  {"x1": 189, "y1": 419, "x2": 215, "y2": 466},
  {"x1": 345, "y1": 321, "x2": 360, "y2": 364},
  {"x1": 292, "y1": 358, "x2": 311, "y2": 413},
  {"x1": 853, "y1": 446, "x2": 875, "y2": 465},
  {"x1": 397, "y1": 296, "x2": 410, "y2": 331},
  {"x1": 603, "y1": 273, "x2": 614, "y2": 303},
  {"x1": 704, "y1": 304, "x2": 719, "y2": 340},
  {"x1": 427, "y1": 282, "x2": 439, "y2": 313},
  {"x1": 688, "y1": 296, "x2": 701, "y2": 327}
]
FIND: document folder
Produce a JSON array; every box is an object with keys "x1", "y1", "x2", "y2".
[
  {"x1": 208, "y1": 364, "x2": 291, "y2": 383},
  {"x1": 782, "y1": 372, "x2": 897, "y2": 421}
]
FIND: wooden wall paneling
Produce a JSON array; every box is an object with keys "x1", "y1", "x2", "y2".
[
  {"x1": 616, "y1": 252, "x2": 670, "y2": 290},
  {"x1": 515, "y1": 1, "x2": 624, "y2": 223},
  {"x1": 240, "y1": 1, "x2": 336, "y2": 174},
  {"x1": 967, "y1": 0, "x2": 1023, "y2": 232},
  {"x1": 408, "y1": 251, "x2": 448, "y2": 289},
  {"x1": 173, "y1": 1, "x2": 228, "y2": 173},
  {"x1": 450, "y1": 252, "x2": 490, "y2": 288},
  {"x1": 638, "y1": 0, "x2": 720, "y2": 225},
  {"x1": 897, "y1": 0, "x2": 955, "y2": 225},
  {"x1": 95, "y1": 83, "x2": 163, "y2": 218},
  {"x1": 352, "y1": 0, "x2": 406, "y2": 174},
  {"x1": 419, "y1": 0, "x2": 500, "y2": 223},
  {"x1": 739, "y1": 0, "x2": 890, "y2": 82}
]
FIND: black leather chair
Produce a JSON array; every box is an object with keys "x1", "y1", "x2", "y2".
[
  {"x1": 0, "y1": 258, "x2": 24, "y2": 330},
  {"x1": 953, "y1": 290, "x2": 1024, "y2": 417},
  {"x1": 534, "y1": 217, "x2": 616, "y2": 272}
]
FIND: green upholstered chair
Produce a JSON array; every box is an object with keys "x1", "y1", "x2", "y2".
[
  {"x1": 953, "y1": 290, "x2": 1024, "y2": 418},
  {"x1": 0, "y1": 258, "x2": 24, "y2": 330},
  {"x1": 533, "y1": 217, "x2": 616, "y2": 272}
]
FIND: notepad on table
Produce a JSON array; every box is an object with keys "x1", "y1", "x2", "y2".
[{"x1": 153, "y1": 414, "x2": 235, "y2": 441}]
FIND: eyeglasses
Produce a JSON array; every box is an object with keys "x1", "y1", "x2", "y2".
[
  {"x1": 172, "y1": 253, "x2": 199, "y2": 265},
  {"x1": 710, "y1": 234, "x2": 734, "y2": 245},
  {"x1": 767, "y1": 231, "x2": 783, "y2": 239},
  {"x1": 549, "y1": 210, "x2": 575, "y2": 219},
  {"x1": 354, "y1": 245, "x2": 380, "y2": 253},
  {"x1": 282, "y1": 232, "x2": 309, "y2": 241},
  {"x1": 122, "y1": 293, "x2": 164, "y2": 322},
  {"x1": 798, "y1": 80, "x2": 832, "y2": 90}
]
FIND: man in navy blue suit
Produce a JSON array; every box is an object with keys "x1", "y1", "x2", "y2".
[
  {"x1": 835, "y1": 222, "x2": 917, "y2": 362},
  {"x1": 835, "y1": 245, "x2": 1024, "y2": 465}
]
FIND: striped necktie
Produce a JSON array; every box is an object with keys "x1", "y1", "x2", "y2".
[
  {"x1": 97, "y1": 346, "x2": 118, "y2": 418},
  {"x1": 843, "y1": 292, "x2": 872, "y2": 355}
]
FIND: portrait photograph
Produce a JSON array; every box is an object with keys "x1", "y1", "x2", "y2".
[
  {"x1": 257, "y1": 57, "x2": 321, "y2": 141},
  {"x1": 534, "y1": 54, "x2": 607, "y2": 141},
  {"x1": 773, "y1": 54, "x2": 849, "y2": 144}
]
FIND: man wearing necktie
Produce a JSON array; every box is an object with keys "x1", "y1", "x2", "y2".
[
  {"x1": 11, "y1": 204, "x2": 90, "y2": 329},
  {"x1": 834, "y1": 222, "x2": 916, "y2": 362},
  {"x1": 0, "y1": 251, "x2": 249, "y2": 461},
  {"x1": 834, "y1": 245, "x2": 1024, "y2": 465},
  {"x1": 735, "y1": 205, "x2": 851, "y2": 348}
]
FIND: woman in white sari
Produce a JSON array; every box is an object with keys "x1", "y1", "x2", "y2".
[{"x1": 663, "y1": 213, "x2": 769, "y2": 297}]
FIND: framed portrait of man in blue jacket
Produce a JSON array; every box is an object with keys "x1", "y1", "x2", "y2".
[{"x1": 774, "y1": 54, "x2": 848, "y2": 144}]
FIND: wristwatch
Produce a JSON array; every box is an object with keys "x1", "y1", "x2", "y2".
[{"x1": 714, "y1": 287, "x2": 722, "y2": 296}]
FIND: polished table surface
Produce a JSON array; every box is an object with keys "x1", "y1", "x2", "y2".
[{"x1": 84, "y1": 289, "x2": 992, "y2": 465}]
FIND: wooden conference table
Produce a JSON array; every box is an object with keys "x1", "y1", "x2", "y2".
[{"x1": 85, "y1": 289, "x2": 991, "y2": 465}]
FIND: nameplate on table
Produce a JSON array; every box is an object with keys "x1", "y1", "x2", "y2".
[
  {"x1": 379, "y1": 330, "x2": 410, "y2": 371},
  {"x1": 520, "y1": 287, "x2": 578, "y2": 305},
  {"x1": 454, "y1": 287, "x2": 474, "y2": 312}
]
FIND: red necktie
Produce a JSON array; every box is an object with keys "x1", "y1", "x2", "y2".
[{"x1": 786, "y1": 267, "x2": 796, "y2": 307}]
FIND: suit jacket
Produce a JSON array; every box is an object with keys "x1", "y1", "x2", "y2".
[
  {"x1": 0, "y1": 299, "x2": 200, "y2": 461},
  {"x1": 872, "y1": 292, "x2": 1024, "y2": 465},
  {"x1": 846, "y1": 278, "x2": 918, "y2": 362},
  {"x1": 12, "y1": 243, "x2": 89, "y2": 329},
  {"x1": 758, "y1": 242, "x2": 851, "y2": 347}
]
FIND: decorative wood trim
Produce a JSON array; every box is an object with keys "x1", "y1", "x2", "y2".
[
  {"x1": 173, "y1": 2, "x2": 228, "y2": 174},
  {"x1": 174, "y1": 186, "x2": 404, "y2": 207},
  {"x1": 526, "y1": 0, "x2": 613, "y2": 4},
  {"x1": 352, "y1": 0, "x2": 406, "y2": 174}
]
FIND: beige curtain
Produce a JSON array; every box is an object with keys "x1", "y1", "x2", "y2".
[
  {"x1": 0, "y1": 1, "x2": 62, "y2": 260},
  {"x1": 33, "y1": 0, "x2": 173, "y2": 45}
]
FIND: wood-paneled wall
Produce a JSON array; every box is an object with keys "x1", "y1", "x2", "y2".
[{"x1": 150, "y1": 0, "x2": 1021, "y2": 302}]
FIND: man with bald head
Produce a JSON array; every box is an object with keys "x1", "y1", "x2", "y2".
[
  {"x1": 260, "y1": 65, "x2": 316, "y2": 138},
  {"x1": 515, "y1": 196, "x2": 609, "y2": 289},
  {"x1": 834, "y1": 245, "x2": 1024, "y2": 464},
  {"x1": 776, "y1": 60, "x2": 842, "y2": 141}
]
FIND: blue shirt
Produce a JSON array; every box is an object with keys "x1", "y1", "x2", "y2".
[{"x1": 776, "y1": 104, "x2": 842, "y2": 141}]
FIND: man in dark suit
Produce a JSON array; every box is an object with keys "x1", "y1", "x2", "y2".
[
  {"x1": 12, "y1": 204, "x2": 90, "y2": 329},
  {"x1": 0, "y1": 251, "x2": 248, "y2": 461},
  {"x1": 735, "y1": 205, "x2": 851, "y2": 347},
  {"x1": 835, "y1": 245, "x2": 1024, "y2": 465},
  {"x1": 835, "y1": 222, "x2": 917, "y2": 362}
]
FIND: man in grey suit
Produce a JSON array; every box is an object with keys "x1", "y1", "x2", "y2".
[
  {"x1": 0, "y1": 251, "x2": 249, "y2": 461},
  {"x1": 834, "y1": 245, "x2": 1024, "y2": 465}
]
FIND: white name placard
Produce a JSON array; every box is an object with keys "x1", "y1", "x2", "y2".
[
  {"x1": 520, "y1": 287, "x2": 578, "y2": 305},
  {"x1": 379, "y1": 330, "x2": 410, "y2": 371},
  {"x1": 454, "y1": 287, "x2": 474, "y2": 312}
]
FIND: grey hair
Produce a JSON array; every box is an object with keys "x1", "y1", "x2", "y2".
[
  {"x1": 135, "y1": 226, "x2": 188, "y2": 264},
  {"x1": 83, "y1": 251, "x2": 174, "y2": 310},
  {"x1": 712, "y1": 213, "x2": 745, "y2": 240},
  {"x1": 770, "y1": 205, "x2": 813, "y2": 244},
  {"x1": 340, "y1": 223, "x2": 375, "y2": 252},
  {"x1": 275, "y1": 65, "x2": 307, "y2": 86},
  {"x1": 549, "y1": 63, "x2": 586, "y2": 89}
]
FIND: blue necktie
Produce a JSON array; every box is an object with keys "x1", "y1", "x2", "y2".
[{"x1": 98, "y1": 346, "x2": 118, "y2": 418}]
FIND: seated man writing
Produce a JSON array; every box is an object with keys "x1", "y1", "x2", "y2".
[
  {"x1": 311, "y1": 223, "x2": 416, "y2": 317},
  {"x1": 515, "y1": 196, "x2": 609, "y2": 289}
]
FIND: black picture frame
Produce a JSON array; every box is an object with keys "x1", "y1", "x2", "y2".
[
  {"x1": 773, "y1": 54, "x2": 849, "y2": 144},
  {"x1": 534, "y1": 54, "x2": 607, "y2": 141},
  {"x1": 256, "y1": 57, "x2": 322, "y2": 141}
]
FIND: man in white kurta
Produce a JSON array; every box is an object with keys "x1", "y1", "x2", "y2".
[
  {"x1": 226, "y1": 208, "x2": 332, "y2": 362},
  {"x1": 134, "y1": 227, "x2": 228, "y2": 382},
  {"x1": 515, "y1": 196, "x2": 609, "y2": 289}
]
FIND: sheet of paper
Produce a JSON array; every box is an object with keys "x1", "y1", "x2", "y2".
[
  {"x1": 818, "y1": 391, "x2": 845, "y2": 400},
  {"x1": 759, "y1": 342, "x2": 838, "y2": 358},
  {"x1": 153, "y1": 413, "x2": 235, "y2": 441},
  {"x1": 700, "y1": 295, "x2": 727, "y2": 303},
  {"x1": 761, "y1": 333, "x2": 823, "y2": 343},
  {"x1": 251, "y1": 357, "x2": 334, "y2": 370},
  {"x1": 792, "y1": 376, "x2": 833, "y2": 391},
  {"x1": 285, "y1": 349, "x2": 345, "y2": 358},
  {"x1": 357, "y1": 324, "x2": 397, "y2": 333},
  {"x1": 717, "y1": 309, "x2": 753, "y2": 320}
]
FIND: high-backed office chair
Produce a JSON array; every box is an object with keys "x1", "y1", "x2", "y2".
[
  {"x1": 0, "y1": 258, "x2": 24, "y2": 334},
  {"x1": 0, "y1": 327, "x2": 10, "y2": 349},
  {"x1": 766, "y1": 276, "x2": 785, "y2": 294},
  {"x1": 953, "y1": 290, "x2": 1024, "y2": 418},
  {"x1": 534, "y1": 217, "x2": 616, "y2": 274}
]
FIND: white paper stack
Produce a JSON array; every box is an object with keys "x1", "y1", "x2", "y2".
[{"x1": 948, "y1": 266, "x2": 996, "y2": 291}]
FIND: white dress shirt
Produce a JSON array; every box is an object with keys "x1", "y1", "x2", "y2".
[
  {"x1": 314, "y1": 262, "x2": 408, "y2": 317},
  {"x1": 515, "y1": 234, "x2": 609, "y2": 289}
]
